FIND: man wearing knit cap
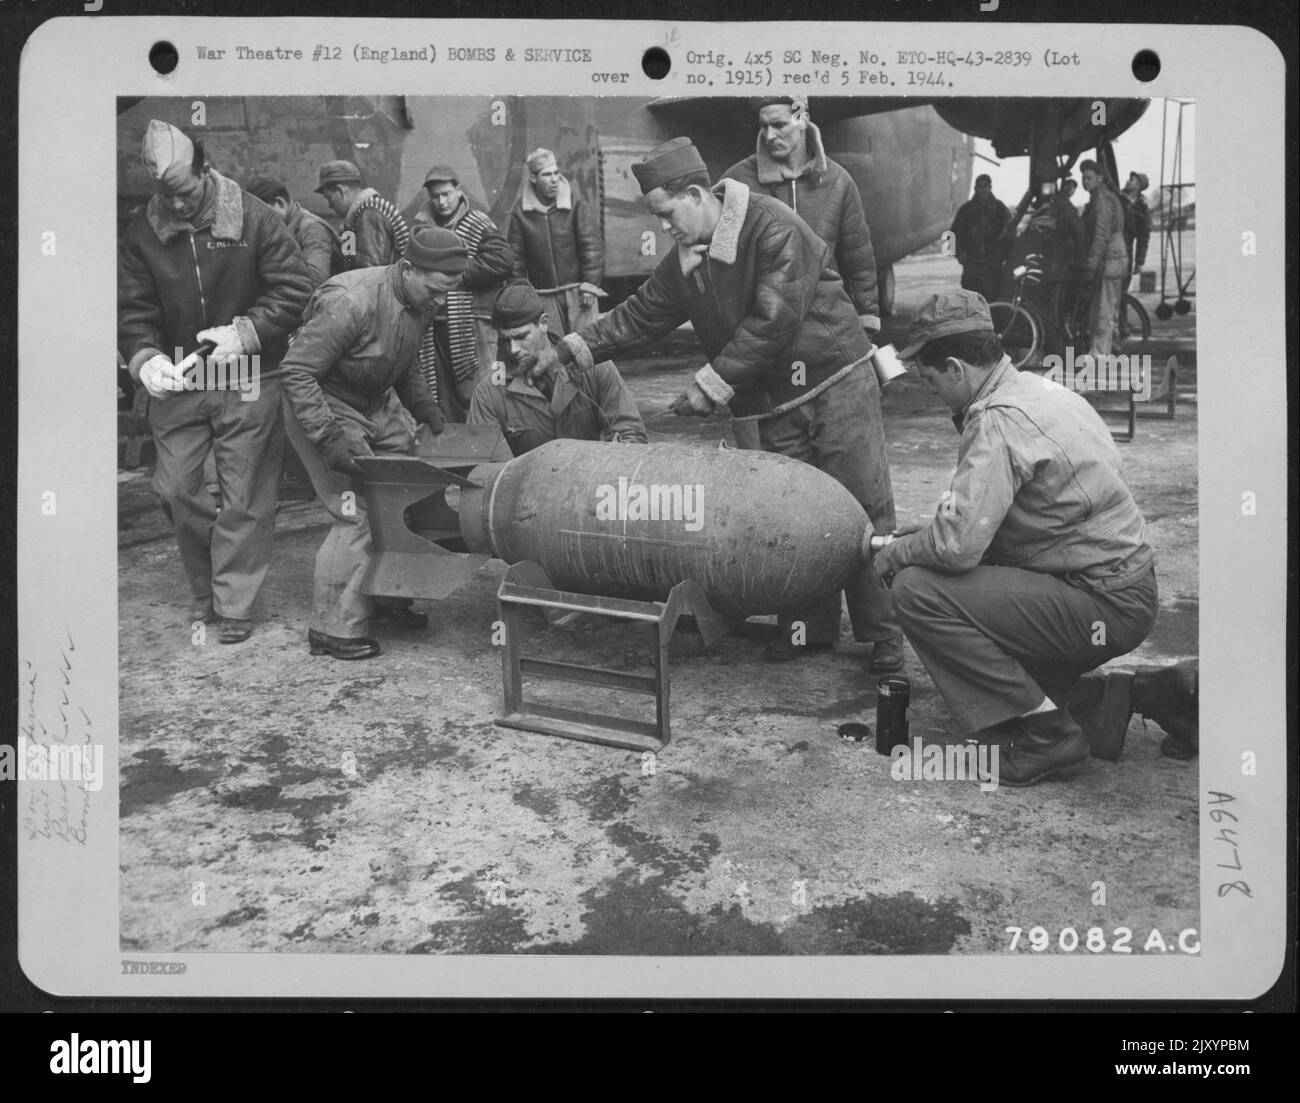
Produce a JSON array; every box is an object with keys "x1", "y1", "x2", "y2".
[
  {"x1": 468, "y1": 280, "x2": 646, "y2": 456},
  {"x1": 278, "y1": 225, "x2": 465, "y2": 660},
  {"x1": 316, "y1": 159, "x2": 410, "y2": 270},
  {"x1": 523, "y1": 137, "x2": 905, "y2": 671},
  {"x1": 723, "y1": 96, "x2": 881, "y2": 336},
  {"x1": 118, "y1": 119, "x2": 312, "y2": 643},
  {"x1": 412, "y1": 165, "x2": 515, "y2": 418},
  {"x1": 507, "y1": 148, "x2": 606, "y2": 335}
]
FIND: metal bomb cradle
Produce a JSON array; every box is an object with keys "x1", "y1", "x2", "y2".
[{"x1": 356, "y1": 428, "x2": 880, "y2": 751}]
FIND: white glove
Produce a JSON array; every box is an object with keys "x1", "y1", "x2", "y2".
[
  {"x1": 195, "y1": 324, "x2": 247, "y2": 364},
  {"x1": 139, "y1": 354, "x2": 184, "y2": 400}
]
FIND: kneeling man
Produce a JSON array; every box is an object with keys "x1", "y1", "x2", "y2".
[
  {"x1": 872, "y1": 290, "x2": 1159, "y2": 786},
  {"x1": 468, "y1": 280, "x2": 647, "y2": 456}
]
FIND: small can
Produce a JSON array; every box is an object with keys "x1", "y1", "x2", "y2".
[{"x1": 874, "y1": 676, "x2": 911, "y2": 756}]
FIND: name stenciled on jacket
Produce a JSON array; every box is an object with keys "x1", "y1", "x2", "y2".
[
  {"x1": 1041, "y1": 347, "x2": 1153, "y2": 401},
  {"x1": 594, "y1": 477, "x2": 705, "y2": 532},
  {"x1": 171, "y1": 347, "x2": 262, "y2": 402},
  {"x1": 891, "y1": 737, "x2": 1001, "y2": 792}
]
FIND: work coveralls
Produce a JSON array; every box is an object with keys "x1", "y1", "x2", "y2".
[
  {"x1": 875, "y1": 359, "x2": 1158, "y2": 735},
  {"x1": 279, "y1": 265, "x2": 445, "y2": 638}
]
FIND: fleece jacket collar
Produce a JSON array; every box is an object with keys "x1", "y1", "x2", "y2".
[
  {"x1": 678, "y1": 178, "x2": 750, "y2": 275},
  {"x1": 753, "y1": 120, "x2": 829, "y2": 185},
  {"x1": 522, "y1": 174, "x2": 572, "y2": 213},
  {"x1": 145, "y1": 169, "x2": 244, "y2": 245}
]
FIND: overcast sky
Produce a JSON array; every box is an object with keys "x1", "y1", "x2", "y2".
[{"x1": 971, "y1": 98, "x2": 1195, "y2": 204}]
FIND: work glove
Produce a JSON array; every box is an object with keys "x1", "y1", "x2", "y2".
[
  {"x1": 320, "y1": 432, "x2": 372, "y2": 478},
  {"x1": 579, "y1": 291, "x2": 598, "y2": 310},
  {"x1": 669, "y1": 381, "x2": 715, "y2": 417},
  {"x1": 138, "y1": 353, "x2": 185, "y2": 400},
  {"x1": 421, "y1": 408, "x2": 445, "y2": 437},
  {"x1": 195, "y1": 324, "x2": 248, "y2": 365}
]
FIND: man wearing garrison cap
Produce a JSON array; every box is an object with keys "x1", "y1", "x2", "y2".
[
  {"x1": 278, "y1": 225, "x2": 466, "y2": 660},
  {"x1": 523, "y1": 137, "x2": 905, "y2": 671},
  {"x1": 118, "y1": 119, "x2": 312, "y2": 643},
  {"x1": 468, "y1": 280, "x2": 645, "y2": 457}
]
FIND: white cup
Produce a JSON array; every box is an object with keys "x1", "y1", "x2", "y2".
[{"x1": 871, "y1": 343, "x2": 907, "y2": 387}]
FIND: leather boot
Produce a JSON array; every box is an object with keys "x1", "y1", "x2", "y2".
[
  {"x1": 308, "y1": 629, "x2": 382, "y2": 660},
  {"x1": 1067, "y1": 671, "x2": 1136, "y2": 761},
  {"x1": 1133, "y1": 664, "x2": 1199, "y2": 759},
  {"x1": 999, "y1": 708, "x2": 1091, "y2": 787}
]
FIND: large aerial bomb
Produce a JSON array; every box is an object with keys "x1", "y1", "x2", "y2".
[{"x1": 358, "y1": 434, "x2": 877, "y2": 618}]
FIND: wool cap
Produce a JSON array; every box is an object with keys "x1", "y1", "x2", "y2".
[
  {"x1": 141, "y1": 120, "x2": 196, "y2": 189},
  {"x1": 404, "y1": 225, "x2": 469, "y2": 273},
  {"x1": 492, "y1": 281, "x2": 545, "y2": 329},
  {"x1": 424, "y1": 164, "x2": 459, "y2": 186},
  {"x1": 315, "y1": 160, "x2": 364, "y2": 193},
  {"x1": 898, "y1": 289, "x2": 994, "y2": 360},
  {"x1": 631, "y1": 137, "x2": 708, "y2": 195}
]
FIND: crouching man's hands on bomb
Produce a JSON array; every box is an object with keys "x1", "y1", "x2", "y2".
[
  {"x1": 320, "y1": 431, "x2": 373, "y2": 479},
  {"x1": 670, "y1": 381, "x2": 716, "y2": 417},
  {"x1": 869, "y1": 524, "x2": 923, "y2": 585},
  {"x1": 138, "y1": 353, "x2": 184, "y2": 400}
]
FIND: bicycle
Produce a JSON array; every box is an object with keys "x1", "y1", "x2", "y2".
[{"x1": 989, "y1": 256, "x2": 1152, "y2": 369}]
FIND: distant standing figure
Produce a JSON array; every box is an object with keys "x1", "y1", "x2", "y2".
[
  {"x1": 1079, "y1": 159, "x2": 1129, "y2": 358},
  {"x1": 245, "y1": 173, "x2": 341, "y2": 289},
  {"x1": 950, "y1": 173, "x2": 1009, "y2": 302},
  {"x1": 315, "y1": 159, "x2": 409, "y2": 270},
  {"x1": 507, "y1": 148, "x2": 605, "y2": 334},
  {"x1": 1121, "y1": 171, "x2": 1152, "y2": 275}
]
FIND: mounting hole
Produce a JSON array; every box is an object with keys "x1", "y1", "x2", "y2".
[
  {"x1": 642, "y1": 47, "x2": 671, "y2": 80},
  {"x1": 149, "y1": 40, "x2": 180, "y2": 75},
  {"x1": 1131, "y1": 49, "x2": 1160, "y2": 82}
]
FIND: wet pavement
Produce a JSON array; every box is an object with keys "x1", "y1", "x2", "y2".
[{"x1": 118, "y1": 255, "x2": 1199, "y2": 956}]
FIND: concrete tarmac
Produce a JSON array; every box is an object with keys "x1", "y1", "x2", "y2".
[{"x1": 118, "y1": 256, "x2": 1199, "y2": 958}]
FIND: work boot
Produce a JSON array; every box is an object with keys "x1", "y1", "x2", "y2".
[
  {"x1": 1133, "y1": 664, "x2": 1199, "y2": 760},
  {"x1": 869, "y1": 635, "x2": 906, "y2": 674},
  {"x1": 999, "y1": 709, "x2": 1091, "y2": 788},
  {"x1": 308, "y1": 629, "x2": 382, "y2": 660},
  {"x1": 1067, "y1": 671, "x2": 1136, "y2": 761},
  {"x1": 218, "y1": 617, "x2": 253, "y2": 644}
]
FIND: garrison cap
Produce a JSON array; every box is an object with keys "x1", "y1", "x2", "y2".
[
  {"x1": 315, "y1": 160, "x2": 364, "y2": 193},
  {"x1": 631, "y1": 137, "x2": 708, "y2": 195},
  {"x1": 898, "y1": 289, "x2": 994, "y2": 360},
  {"x1": 141, "y1": 120, "x2": 196, "y2": 189}
]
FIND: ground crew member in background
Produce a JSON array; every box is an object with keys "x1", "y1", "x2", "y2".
[
  {"x1": 245, "y1": 173, "x2": 341, "y2": 288},
  {"x1": 950, "y1": 173, "x2": 1010, "y2": 303},
  {"x1": 118, "y1": 120, "x2": 312, "y2": 644},
  {"x1": 316, "y1": 160, "x2": 409, "y2": 270},
  {"x1": 278, "y1": 226, "x2": 464, "y2": 660},
  {"x1": 507, "y1": 148, "x2": 606, "y2": 335},
  {"x1": 1121, "y1": 170, "x2": 1152, "y2": 277},
  {"x1": 412, "y1": 165, "x2": 515, "y2": 419},
  {"x1": 469, "y1": 281, "x2": 646, "y2": 456},
  {"x1": 1079, "y1": 159, "x2": 1129, "y2": 358},
  {"x1": 723, "y1": 95, "x2": 882, "y2": 337},
  {"x1": 874, "y1": 290, "x2": 1160, "y2": 786},
  {"x1": 523, "y1": 138, "x2": 904, "y2": 672}
]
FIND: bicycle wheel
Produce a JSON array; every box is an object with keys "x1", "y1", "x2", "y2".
[
  {"x1": 988, "y1": 301, "x2": 1042, "y2": 369},
  {"x1": 1117, "y1": 294, "x2": 1151, "y2": 356}
]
